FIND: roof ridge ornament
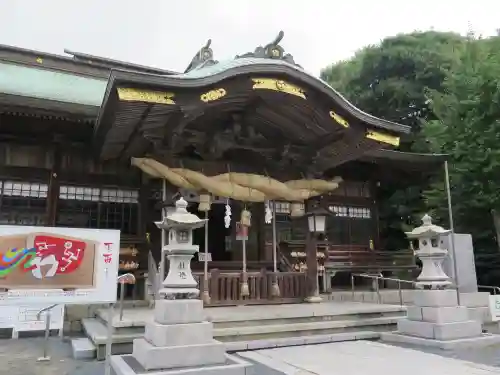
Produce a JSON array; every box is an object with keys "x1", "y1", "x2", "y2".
[
  {"x1": 184, "y1": 39, "x2": 218, "y2": 73},
  {"x1": 236, "y1": 31, "x2": 301, "y2": 68}
]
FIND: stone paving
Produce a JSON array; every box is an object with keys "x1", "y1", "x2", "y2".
[
  {"x1": 392, "y1": 341, "x2": 500, "y2": 368},
  {"x1": 241, "y1": 341, "x2": 500, "y2": 375},
  {"x1": 0, "y1": 337, "x2": 103, "y2": 375},
  {"x1": 0, "y1": 336, "x2": 285, "y2": 375},
  {"x1": 5, "y1": 336, "x2": 500, "y2": 374}
]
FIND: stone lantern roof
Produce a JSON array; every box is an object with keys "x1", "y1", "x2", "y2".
[
  {"x1": 155, "y1": 197, "x2": 206, "y2": 230},
  {"x1": 405, "y1": 214, "x2": 450, "y2": 239}
]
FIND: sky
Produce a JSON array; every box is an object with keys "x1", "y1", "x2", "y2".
[{"x1": 1, "y1": 0, "x2": 499, "y2": 75}]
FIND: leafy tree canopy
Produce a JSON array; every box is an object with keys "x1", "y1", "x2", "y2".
[
  {"x1": 321, "y1": 31, "x2": 468, "y2": 251},
  {"x1": 423, "y1": 34, "x2": 500, "y2": 284},
  {"x1": 321, "y1": 31, "x2": 466, "y2": 143}
]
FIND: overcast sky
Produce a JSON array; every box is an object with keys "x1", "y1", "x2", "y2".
[{"x1": 1, "y1": 0, "x2": 499, "y2": 75}]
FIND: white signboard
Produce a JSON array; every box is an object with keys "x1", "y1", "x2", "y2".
[
  {"x1": 16, "y1": 304, "x2": 64, "y2": 331},
  {"x1": 0, "y1": 225, "x2": 120, "y2": 305},
  {"x1": 489, "y1": 295, "x2": 500, "y2": 321},
  {"x1": 0, "y1": 306, "x2": 17, "y2": 328},
  {"x1": 0, "y1": 302, "x2": 64, "y2": 338}
]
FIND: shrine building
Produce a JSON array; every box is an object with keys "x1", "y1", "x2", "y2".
[{"x1": 0, "y1": 33, "x2": 446, "y2": 304}]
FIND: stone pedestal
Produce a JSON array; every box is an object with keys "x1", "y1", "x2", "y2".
[
  {"x1": 382, "y1": 215, "x2": 500, "y2": 349},
  {"x1": 110, "y1": 198, "x2": 249, "y2": 375},
  {"x1": 110, "y1": 299, "x2": 249, "y2": 375},
  {"x1": 382, "y1": 287, "x2": 500, "y2": 349}
]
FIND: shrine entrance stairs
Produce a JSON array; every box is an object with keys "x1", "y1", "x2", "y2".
[{"x1": 79, "y1": 300, "x2": 406, "y2": 360}]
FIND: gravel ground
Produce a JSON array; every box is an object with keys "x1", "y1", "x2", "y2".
[
  {"x1": 0, "y1": 337, "x2": 285, "y2": 375},
  {"x1": 0, "y1": 337, "x2": 102, "y2": 375}
]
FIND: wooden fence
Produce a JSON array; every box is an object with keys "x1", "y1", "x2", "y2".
[{"x1": 194, "y1": 269, "x2": 307, "y2": 306}]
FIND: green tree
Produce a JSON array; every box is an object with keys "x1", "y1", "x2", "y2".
[
  {"x1": 423, "y1": 34, "x2": 500, "y2": 284},
  {"x1": 321, "y1": 31, "x2": 467, "y2": 251},
  {"x1": 321, "y1": 31, "x2": 466, "y2": 140}
]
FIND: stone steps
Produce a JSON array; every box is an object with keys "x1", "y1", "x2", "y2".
[
  {"x1": 212, "y1": 310, "x2": 403, "y2": 328},
  {"x1": 75, "y1": 320, "x2": 383, "y2": 361},
  {"x1": 80, "y1": 309, "x2": 403, "y2": 360},
  {"x1": 215, "y1": 316, "x2": 398, "y2": 342}
]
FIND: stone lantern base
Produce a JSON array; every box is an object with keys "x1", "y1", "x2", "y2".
[
  {"x1": 382, "y1": 289, "x2": 500, "y2": 349},
  {"x1": 110, "y1": 299, "x2": 249, "y2": 375}
]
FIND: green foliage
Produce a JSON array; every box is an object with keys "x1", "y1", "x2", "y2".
[
  {"x1": 423, "y1": 34, "x2": 500, "y2": 282},
  {"x1": 321, "y1": 31, "x2": 467, "y2": 251},
  {"x1": 321, "y1": 31, "x2": 466, "y2": 140},
  {"x1": 322, "y1": 30, "x2": 500, "y2": 283}
]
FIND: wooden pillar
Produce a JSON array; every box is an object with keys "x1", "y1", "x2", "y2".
[
  {"x1": 305, "y1": 230, "x2": 318, "y2": 297},
  {"x1": 254, "y1": 203, "x2": 266, "y2": 261},
  {"x1": 371, "y1": 181, "x2": 380, "y2": 250},
  {"x1": 138, "y1": 174, "x2": 151, "y2": 265},
  {"x1": 46, "y1": 147, "x2": 61, "y2": 226}
]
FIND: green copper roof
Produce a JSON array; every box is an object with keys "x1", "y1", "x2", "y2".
[
  {"x1": 0, "y1": 62, "x2": 107, "y2": 106},
  {"x1": 181, "y1": 57, "x2": 304, "y2": 78}
]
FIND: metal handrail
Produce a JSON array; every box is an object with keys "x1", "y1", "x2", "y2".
[
  {"x1": 353, "y1": 273, "x2": 416, "y2": 285},
  {"x1": 478, "y1": 285, "x2": 500, "y2": 295},
  {"x1": 351, "y1": 273, "x2": 416, "y2": 306},
  {"x1": 117, "y1": 273, "x2": 136, "y2": 321},
  {"x1": 36, "y1": 304, "x2": 58, "y2": 320},
  {"x1": 36, "y1": 303, "x2": 59, "y2": 362}
]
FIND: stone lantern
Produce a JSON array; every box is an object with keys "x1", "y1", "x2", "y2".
[
  {"x1": 381, "y1": 214, "x2": 500, "y2": 349},
  {"x1": 110, "y1": 197, "x2": 249, "y2": 375},
  {"x1": 405, "y1": 214, "x2": 451, "y2": 289},
  {"x1": 155, "y1": 197, "x2": 206, "y2": 299}
]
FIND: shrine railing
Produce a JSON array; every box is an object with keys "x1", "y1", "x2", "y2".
[
  {"x1": 326, "y1": 246, "x2": 416, "y2": 271},
  {"x1": 194, "y1": 269, "x2": 307, "y2": 306},
  {"x1": 280, "y1": 241, "x2": 416, "y2": 271}
]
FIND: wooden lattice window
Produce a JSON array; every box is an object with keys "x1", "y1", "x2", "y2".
[
  {"x1": 0, "y1": 180, "x2": 48, "y2": 226},
  {"x1": 327, "y1": 205, "x2": 373, "y2": 246},
  {"x1": 57, "y1": 185, "x2": 139, "y2": 235}
]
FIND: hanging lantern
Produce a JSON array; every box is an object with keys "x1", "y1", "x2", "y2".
[
  {"x1": 290, "y1": 202, "x2": 305, "y2": 217},
  {"x1": 198, "y1": 193, "x2": 212, "y2": 212},
  {"x1": 240, "y1": 209, "x2": 252, "y2": 227}
]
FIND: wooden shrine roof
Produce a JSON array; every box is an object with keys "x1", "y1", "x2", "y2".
[{"x1": 94, "y1": 32, "x2": 411, "y2": 178}]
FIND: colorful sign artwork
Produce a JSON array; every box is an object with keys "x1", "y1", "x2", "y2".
[
  {"x1": 0, "y1": 226, "x2": 120, "y2": 305},
  {"x1": 0, "y1": 233, "x2": 96, "y2": 288}
]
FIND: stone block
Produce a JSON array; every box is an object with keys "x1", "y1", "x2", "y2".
[
  {"x1": 406, "y1": 306, "x2": 423, "y2": 321},
  {"x1": 246, "y1": 339, "x2": 279, "y2": 350},
  {"x1": 421, "y1": 306, "x2": 468, "y2": 323},
  {"x1": 144, "y1": 321, "x2": 213, "y2": 347},
  {"x1": 133, "y1": 338, "x2": 226, "y2": 371},
  {"x1": 111, "y1": 353, "x2": 250, "y2": 375},
  {"x1": 397, "y1": 319, "x2": 434, "y2": 339},
  {"x1": 460, "y1": 292, "x2": 490, "y2": 307},
  {"x1": 442, "y1": 233, "x2": 478, "y2": 293},
  {"x1": 433, "y1": 320, "x2": 482, "y2": 341},
  {"x1": 71, "y1": 338, "x2": 96, "y2": 360},
  {"x1": 468, "y1": 306, "x2": 491, "y2": 323},
  {"x1": 413, "y1": 289, "x2": 458, "y2": 307},
  {"x1": 154, "y1": 299, "x2": 204, "y2": 325},
  {"x1": 225, "y1": 341, "x2": 248, "y2": 352}
]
